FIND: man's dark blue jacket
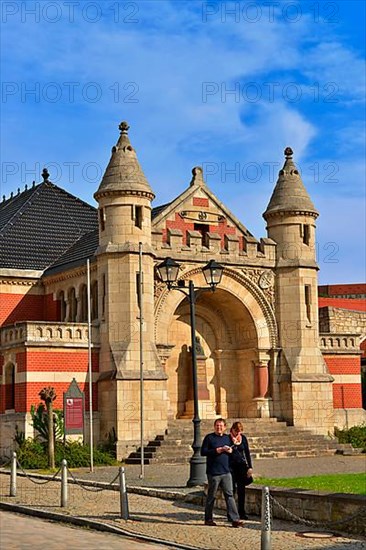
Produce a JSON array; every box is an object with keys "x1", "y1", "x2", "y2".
[{"x1": 201, "y1": 432, "x2": 232, "y2": 476}]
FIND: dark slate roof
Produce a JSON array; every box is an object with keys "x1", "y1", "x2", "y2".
[
  {"x1": 0, "y1": 182, "x2": 98, "y2": 270},
  {"x1": 152, "y1": 202, "x2": 171, "y2": 219},
  {"x1": 44, "y1": 229, "x2": 99, "y2": 276},
  {"x1": 0, "y1": 179, "x2": 171, "y2": 273},
  {"x1": 43, "y1": 201, "x2": 171, "y2": 274}
]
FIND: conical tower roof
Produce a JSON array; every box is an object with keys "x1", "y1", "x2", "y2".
[
  {"x1": 94, "y1": 121, "x2": 155, "y2": 200},
  {"x1": 263, "y1": 147, "x2": 318, "y2": 219}
]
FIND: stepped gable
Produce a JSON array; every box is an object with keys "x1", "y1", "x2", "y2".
[
  {"x1": 263, "y1": 147, "x2": 318, "y2": 219},
  {"x1": 152, "y1": 165, "x2": 254, "y2": 245},
  {"x1": 0, "y1": 169, "x2": 97, "y2": 271},
  {"x1": 94, "y1": 121, "x2": 154, "y2": 199}
]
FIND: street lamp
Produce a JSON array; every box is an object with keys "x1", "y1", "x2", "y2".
[{"x1": 156, "y1": 257, "x2": 224, "y2": 486}]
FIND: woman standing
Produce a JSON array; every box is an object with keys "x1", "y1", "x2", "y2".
[{"x1": 229, "y1": 421, "x2": 253, "y2": 520}]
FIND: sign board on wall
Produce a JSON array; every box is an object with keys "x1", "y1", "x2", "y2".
[{"x1": 63, "y1": 378, "x2": 84, "y2": 435}]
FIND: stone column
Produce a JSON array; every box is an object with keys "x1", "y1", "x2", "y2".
[
  {"x1": 213, "y1": 349, "x2": 223, "y2": 415},
  {"x1": 65, "y1": 299, "x2": 71, "y2": 322},
  {"x1": 75, "y1": 296, "x2": 82, "y2": 322},
  {"x1": 253, "y1": 357, "x2": 272, "y2": 418},
  {"x1": 255, "y1": 361, "x2": 269, "y2": 398}
]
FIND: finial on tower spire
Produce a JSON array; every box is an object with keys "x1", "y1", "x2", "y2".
[
  {"x1": 284, "y1": 147, "x2": 293, "y2": 159},
  {"x1": 119, "y1": 121, "x2": 130, "y2": 135}
]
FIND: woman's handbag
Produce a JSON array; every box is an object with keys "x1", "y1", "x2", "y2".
[{"x1": 243, "y1": 472, "x2": 253, "y2": 486}]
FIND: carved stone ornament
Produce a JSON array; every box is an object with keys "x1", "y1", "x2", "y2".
[
  {"x1": 154, "y1": 281, "x2": 166, "y2": 301},
  {"x1": 242, "y1": 268, "x2": 263, "y2": 284},
  {"x1": 179, "y1": 210, "x2": 225, "y2": 223},
  {"x1": 241, "y1": 268, "x2": 275, "y2": 310},
  {"x1": 259, "y1": 271, "x2": 275, "y2": 290}
]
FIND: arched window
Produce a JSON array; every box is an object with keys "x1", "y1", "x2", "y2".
[
  {"x1": 91, "y1": 281, "x2": 98, "y2": 320},
  {"x1": 68, "y1": 288, "x2": 77, "y2": 322},
  {"x1": 5, "y1": 363, "x2": 15, "y2": 410},
  {"x1": 80, "y1": 284, "x2": 88, "y2": 322},
  {"x1": 58, "y1": 290, "x2": 67, "y2": 321}
]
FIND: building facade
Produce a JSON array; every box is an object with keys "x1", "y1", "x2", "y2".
[{"x1": 1, "y1": 123, "x2": 365, "y2": 458}]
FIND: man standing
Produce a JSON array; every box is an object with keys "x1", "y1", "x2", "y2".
[{"x1": 201, "y1": 418, "x2": 243, "y2": 527}]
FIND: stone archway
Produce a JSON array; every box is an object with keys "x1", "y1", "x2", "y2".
[{"x1": 155, "y1": 268, "x2": 277, "y2": 420}]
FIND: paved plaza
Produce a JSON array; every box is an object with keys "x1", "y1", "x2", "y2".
[
  {"x1": 1, "y1": 511, "x2": 170, "y2": 550},
  {"x1": 1, "y1": 455, "x2": 365, "y2": 550}
]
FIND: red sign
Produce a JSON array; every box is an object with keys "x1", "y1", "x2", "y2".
[{"x1": 65, "y1": 397, "x2": 84, "y2": 431}]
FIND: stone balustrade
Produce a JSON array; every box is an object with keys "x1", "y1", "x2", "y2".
[
  {"x1": 0, "y1": 321, "x2": 100, "y2": 349},
  {"x1": 319, "y1": 332, "x2": 360, "y2": 353}
]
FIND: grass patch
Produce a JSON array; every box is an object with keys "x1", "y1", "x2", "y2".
[{"x1": 254, "y1": 473, "x2": 366, "y2": 495}]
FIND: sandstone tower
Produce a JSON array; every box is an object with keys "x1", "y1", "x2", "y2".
[
  {"x1": 94, "y1": 122, "x2": 168, "y2": 456},
  {"x1": 263, "y1": 147, "x2": 334, "y2": 434}
]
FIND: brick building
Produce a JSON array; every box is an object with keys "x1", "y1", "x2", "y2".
[{"x1": 0, "y1": 122, "x2": 365, "y2": 458}]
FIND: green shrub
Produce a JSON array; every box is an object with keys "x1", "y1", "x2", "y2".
[
  {"x1": 335, "y1": 424, "x2": 366, "y2": 452},
  {"x1": 55, "y1": 441, "x2": 116, "y2": 468},
  {"x1": 30, "y1": 404, "x2": 64, "y2": 442},
  {"x1": 15, "y1": 438, "x2": 116, "y2": 469},
  {"x1": 16, "y1": 438, "x2": 48, "y2": 469}
]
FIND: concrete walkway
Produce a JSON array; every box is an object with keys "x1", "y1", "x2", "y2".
[
  {"x1": 1, "y1": 455, "x2": 365, "y2": 550},
  {"x1": 72, "y1": 455, "x2": 366, "y2": 489},
  {"x1": 1, "y1": 511, "x2": 169, "y2": 550}
]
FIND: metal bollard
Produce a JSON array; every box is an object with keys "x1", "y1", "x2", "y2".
[
  {"x1": 119, "y1": 466, "x2": 129, "y2": 520},
  {"x1": 61, "y1": 459, "x2": 68, "y2": 508},
  {"x1": 261, "y1": 486, "x2": 272, "y2": 550},
  {"x1": 10, "y1": 451, "x2": 17, "y2": 497}
]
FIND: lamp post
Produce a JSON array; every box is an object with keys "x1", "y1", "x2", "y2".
[{"x1": 156, "y1": 258, "x2": 224, "y2": 486}]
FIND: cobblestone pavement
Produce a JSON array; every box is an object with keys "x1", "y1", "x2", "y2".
[
  {"x1": 1, "y1": 474, "x2": 365, "y2": 550},
  {"x1": 0, "y1": 511, "x2": 172, "y2": 550},
  {"x1": 71, "y1": 455, "x2": 366, "y2": 489}
]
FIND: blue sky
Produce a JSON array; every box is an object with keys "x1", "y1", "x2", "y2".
[{"x1": 1, "y1": 0, "x2": 365, "y2": 284}]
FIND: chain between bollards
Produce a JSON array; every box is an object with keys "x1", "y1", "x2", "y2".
[
  {"x1": 261, "y1": 486, "x2": 272, "y2": 550},
  {"x1": 10, "y1": 451, "x2": 17, "y2": 497},
  {"x1": 61, "y1": 459, "x2": 68, "y2": 507},
  {"x1": 119, "y1": 466, "x2": 129, "y2": 520}
]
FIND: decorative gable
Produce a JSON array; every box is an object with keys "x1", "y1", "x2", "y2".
[{"x1": 152, "y1": 166, "x2": 262, "y2": 257}]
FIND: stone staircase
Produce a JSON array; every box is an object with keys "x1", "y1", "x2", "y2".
[{"x1": 125, "y1": 418, "x2": 356, "y2": 464}]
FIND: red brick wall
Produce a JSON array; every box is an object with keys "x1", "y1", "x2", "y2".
[
  {"x1": 0, "y1": 294, "x2": 45, "y2": 326},
  {"x1": 162, "y1": 196, "x2": 241, "y2": 248},
  {"x1": 324, "y1": 355, "x2": 362, "y2": 409},
  {"x1": 193, "y1": 197, "x2": 209, "y2": 207},
  {"x1": 164, "y1": 213, "x2": 194, "y2": 244},
  {"x1": 318, "y1": 297, "x2": 366, "y2": 312},
  {"x1": 324, "y1": 356, "x2": 362, "y2": 409},
  {"x1": 45, "y1": 293, "x2": 59, "y2": 321},
  {"x1": 16, "y1": 381, "x2": 98, "y2": 413},
  {"x1": 324, "y1": 356, "x2": 361, "y2": 375},
  {"x1": 319, "y1": 284, "x2": 366, "y2": 296},
  {"x1": 0, "y1": 350, "x2": 99, "y2": 413},
  {"x1": 332, "y1": 384, "x2": 362, "y2": 409},
  {"x1": 212, "y1": 218, "x2": 236, "y2": 248},
  {"x1": 25, "y1": 350, "x2": 99, "y2": 372},
  {"x1": 16, "y1": 352, "x2": 26, "y2": 373}
]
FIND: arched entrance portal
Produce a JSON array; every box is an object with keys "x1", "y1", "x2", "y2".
[{"x1": 165, "y1": 288, "x2": 263, "y2": 419}]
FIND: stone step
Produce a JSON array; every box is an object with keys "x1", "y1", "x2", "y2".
[
  {"x1": 126, "y1": 418, "x2": 352, "y2": 464},
  {"x1": 135, "y1": 439, "x2": 342, "y2": 457}
]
